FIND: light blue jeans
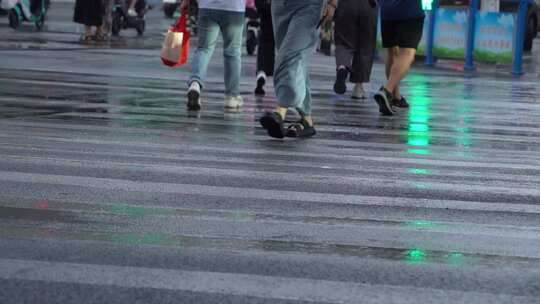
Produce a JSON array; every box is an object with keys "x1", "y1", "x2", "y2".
[
  {"x1": 272, "y1": 0, "x2": 324, "y2": 116},
  {"x1": 189, "y1": 9, "x2": 244, "y2": 97}
]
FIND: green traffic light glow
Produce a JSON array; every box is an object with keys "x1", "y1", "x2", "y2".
[{"x1": 422, "y1": 0, "x2": 433, "y2": 10}]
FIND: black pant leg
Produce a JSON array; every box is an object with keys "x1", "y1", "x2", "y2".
[{"x1": 256, "y1": 3, "x2": 275, "y2": 76}]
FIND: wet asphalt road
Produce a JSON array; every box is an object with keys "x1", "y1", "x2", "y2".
[{"x1": 1, "y1": 3, "x2": 540, "y2": 304}]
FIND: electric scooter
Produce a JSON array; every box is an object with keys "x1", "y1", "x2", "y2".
[
  {"x1": 0, "y1": 0, "x2": 8, "y2": 16},
  {"x1": 5, "y1": 0, "x2": 48, "y2": 31},
  {"x1": 163, "y1": 0, "x2": 179, "y2": 18},
  {"x1": 111, "y1": 0, "x2": 148, "y2": 36}
]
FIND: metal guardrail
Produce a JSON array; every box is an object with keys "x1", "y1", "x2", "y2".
[{"x1": 423, "y1": 0, "x2": 532, "y2": 75}]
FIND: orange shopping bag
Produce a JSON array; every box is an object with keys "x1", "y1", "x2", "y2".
[{"x1": 161, "y1": 10, "x2": 190, "y2": 67}]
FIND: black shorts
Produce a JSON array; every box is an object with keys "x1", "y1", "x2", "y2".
[{"x1": 381, "y1": 17, "x2": 425, "y2": 49}]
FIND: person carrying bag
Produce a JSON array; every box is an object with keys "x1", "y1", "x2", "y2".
[{"x1": 181, "y1": 0, "x2": 246, "y2": 111}]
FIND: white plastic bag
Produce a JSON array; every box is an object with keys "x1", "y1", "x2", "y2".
[{"x1": 1, "y1": 0, "x2": 19, "y2": 10}]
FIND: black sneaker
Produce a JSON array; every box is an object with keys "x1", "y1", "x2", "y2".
[
  {"x1": 374, "y1": 86, "x2": 395, "y2": 116},
  {"x1": 392, "y1": 96, "x2": 410, "y2": 108},
  {"x1": 333, "y1": 68, "x2": 348, "y2": 95},
  {"x1": 254, "y1": 75, "x2": 266, "y2": 96}
]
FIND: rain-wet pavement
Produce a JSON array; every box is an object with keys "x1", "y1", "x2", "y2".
[{"x1": 1, "y1": 2, "x2": 540, "y2": 304}]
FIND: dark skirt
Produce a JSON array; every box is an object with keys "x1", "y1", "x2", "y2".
[
  {"x1": 334, "y1": 0, "x2": 378, "y2": 83},
  {"x1": 73, "y1": 0, "x2": 103, "y2": 26},
  {"x1": 334, "y1": 0, "x2": 377, "y2": 51}
]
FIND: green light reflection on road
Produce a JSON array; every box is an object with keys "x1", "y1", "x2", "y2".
[
  {"x1": 409, "y1": 123, "x2": 430, "y2": 133},
  {"x1": 405, "y1": 248, "x2": 427, "y2": 264},
  {"x1": 111, "y1": 233, "x2": 176, "y2": 246},
  {"x1": 405, "y1": 75, "x2": 432, "y2": 155},
  {"x1": 453, "y1": 84, "x2": 474, "y2": 150},
  {"x1": 407, "y1": 220, "x2": 437, "y2": 228},
  {"x1": 109, "y1": 204, "x2": 171, "y2": 217},
  {"x1": 407, "y1": 148, "x2": 431, "y2": 155},
  {"x1": 447, "y1": 252, "x2": 465, "y2": 265},
  {"x1": 403, "y1": 248, "x2": 467, "y2": 266},
  {"x1": 408, "y1": 168, "x2": 429, "y2": 175}
]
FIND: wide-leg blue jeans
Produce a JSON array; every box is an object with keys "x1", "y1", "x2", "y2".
[{"x1": 271, "y1": 0, "x2": 324, "y2": 116}]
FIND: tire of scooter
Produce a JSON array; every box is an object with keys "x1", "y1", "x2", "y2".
[
  {"x1": 35, "y1": 17, "x2": 44, "y2": 31},
  {"x1": 8, "y1": 9, "x2": 19, "y2": 29},
  {"x1": 112, "y1": 13, "x2": 122, "y2": 36},
  {"x1": 163, "y1": 4, "x2": 176, "y2": 18},
  {"x1": 136, "y1": 20, "x2": 145, "y2": 36}
]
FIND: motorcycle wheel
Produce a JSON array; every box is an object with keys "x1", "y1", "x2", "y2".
[
  {"x1": 136, "y1": 20, "x2": 145, "y2": 36},
  {"x1": 111, "y1": 13, "x2": 121, "y2": 36},
  {"x1": 35, "y1": 17, "x2": 45, "y2": 31},
  {"x1": 163, "y1": 4, "x2": 176, "y2": 19}
]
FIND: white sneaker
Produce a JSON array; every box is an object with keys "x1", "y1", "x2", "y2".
[
  {"x1": 351, "y1": 84, "x2": 366, "y2": 100},
  {"x1": 127, "y1": 8, "x2": 137, "y2": 17},
  {"x1": 187, "y1": 81, "x2": 201, "y2": 111},
  {"x1": 224, "y1": 95, "x2": 244, "y2": 109}
]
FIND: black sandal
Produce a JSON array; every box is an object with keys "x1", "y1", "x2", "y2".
[
  {"x1": 285, "y1": 118, "x2": 316, "y2": 138},
  {"x1": 79, "y1": 34, "x2": 94, "y2": 43},
  {"x1": 259, "y1": 112, "x2": 285, "y2": 139}
]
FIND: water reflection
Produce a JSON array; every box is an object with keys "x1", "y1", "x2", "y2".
[
  {"x1": 405, "y1": 74, "x2": 432, "y2": 156},
  {"x1": 404, "y1": 248, "x2": 466, "y2": 266},
  {"x1": 1, "y1": 225, "x2": 475, "y2": 267},
  {"x1": 408, "y1": 168, "x2": 429, "y2": 175}
]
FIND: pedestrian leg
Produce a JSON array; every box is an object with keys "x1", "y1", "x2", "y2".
[
  {"x1": 219, "y1": 11, "x2": 245, "y2": 108},
  {"x1": 385, "y1": 47, "x2": 400, "y2": 99},
  {"x1": 186, "y1": 9, "x2": 220, "y2": 111},
  {"x1": 348, "y1": 1, "x2": 377, "y2": 99},
  {"x1": 254, "y1": 1, "x2": 275, "y2": 96},
  {"x1": 333, "y1": 45, "x2": 354, "y2": 95},
  {"x1": 385, "y1": 48, "x2": 416, "y2": 99},
  {"x1": 101, "y1": 0, "x2": 113, "y2": 38},
  {"x1": 259, "y1": 0, "x2": 324, "y2": 139}
]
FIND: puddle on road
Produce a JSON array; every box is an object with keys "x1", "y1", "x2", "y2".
[
  {"x1": 2, "y1": 224, "x2": 539, "y2": 269},
  {"x1": 1, "y1": 198, "x2": 539, "y2": 269}
]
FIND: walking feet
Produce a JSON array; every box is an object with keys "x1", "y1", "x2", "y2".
[
  {"x1": 351, "y1": 84, "x2": 366, "y2": 100},
  {"x1": 374, "y1": 86, "x2": 396, "y2": 116},
  {"x1": 259, "y1": 112, "x2": 285, "y2": 139},
  {"x1": 392, "y1": 95, "x2": 410, "y2": 108},
  {"x1": 187, "y1": 82, "x2": 244, "y2": 111},
  {"x1": 285, "y1": 118, "x2": 316, "y2": 138},
  {"x1": 254, "y1": 72, "x2": 266, "y2": 96},
  {"x1": 187, "y1": 81, "x2": 202, "y2": 111},
  {"x1": 333, "y1": 67, "x2": 348, "y2": 95},
  {"x1": 224, "y1": 95, "x2": 244, "y2": 109},
  {"x1": 259, "y1": 112, "x2": 316, "y2": 139}
]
